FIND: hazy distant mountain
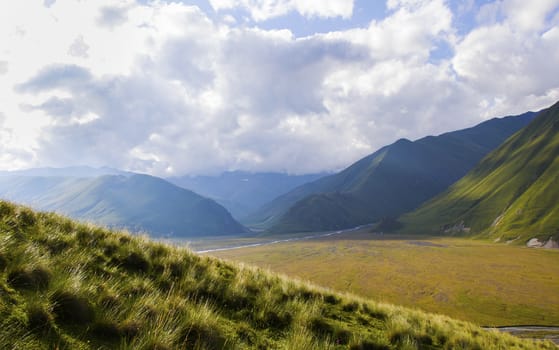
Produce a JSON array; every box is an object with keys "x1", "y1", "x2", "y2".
[
  {"x1": 0, "y1": 174, "x2": 246, "y2": 237},
  {"x1": 167, "y1": 171, "x2": 326, "y2": 220},
  {"x1": 247, "y1": 111, "x2": 536, "y2": 233},
  {"x1": 401, "y1": 101, "x2": 559, "y2": 243}
]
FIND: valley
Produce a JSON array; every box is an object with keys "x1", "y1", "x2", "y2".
[
  {"x1": 4, "y1": 201, "x2": 554, "y2": 349},
  {"x1": 1, "y1": 101, "x2": 558, "y2": 348},
  {"x1": 3, "y1": 2, "x2": 559, "y2": 348},
  {"x1": 206, "y1": 228, "x2": 559, "y2": 327}
]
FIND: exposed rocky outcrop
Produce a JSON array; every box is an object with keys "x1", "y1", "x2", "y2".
[{"x1": 526, "y1": 237, "x2": 558, "y2": 249}]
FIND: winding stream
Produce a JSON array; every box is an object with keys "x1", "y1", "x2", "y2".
[
  {"x1": 486, "y1": 326, "x2": 559, "y2": 344},
  {"x1": 195, "y1": 225, "x2": 368, "y2": 253}
]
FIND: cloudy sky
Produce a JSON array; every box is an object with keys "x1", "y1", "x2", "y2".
[{"x1": 1, "y1": 0, "x2": 558, "y2": 176}]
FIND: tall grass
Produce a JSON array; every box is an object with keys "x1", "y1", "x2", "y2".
[{"x1": 0, "y1": 200, "x2": 555, "y2": 349}]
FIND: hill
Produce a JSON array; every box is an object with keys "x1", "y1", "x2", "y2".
[
  {"x1": 400, "y1": 100, "x2": 559, "y2": 243},
  {"x1": 167, "y1": 171, "x2": 325, "y2": 220},
  {"x1": 247, "y1": 111, "x2": 535, "y2": 233},
  {"x1": 0, "y1": 200, "x2": 553, "y2": 349},
  {"x1": 0, "y1": 174, "x2": 246, "y2": 237}
]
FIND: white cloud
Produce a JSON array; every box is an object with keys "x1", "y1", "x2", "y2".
[
  {"x1": 293, "y1": 0, "x2": 354, "y2": 19},
  {"x1": 68, "y1": 35, "x2": 90, "y2": 58},
  {"x1": 0, "y1": 0, "x2": 558, "y2": 176},
  {"x1": 208, "y1": 0, "x2": 354, "y2": 21},
  {"x1": 0, "y1": 61, "x2": 8, "y2": 75},
  {"x1": 97, "y1": 4, "x2": 130, "y2": 28},
  {"x1": 453, "y1": 0, "x2": 559, "y2": 116},
  {"x1": 477, "y1": 0, "x2": 559, "y2": 31},
  {"x1": 326, "y1": 0, "x2": 453, "y2": 61},
  {"x1": 0, "y1": 112, "x2": 35, "y2": 169},
  {"x1": 502, "y1": 0, "x2": 559, "y2": 31}
]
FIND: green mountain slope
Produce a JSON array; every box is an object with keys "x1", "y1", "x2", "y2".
[
  {"x1": 0, "y1": 174, "x2": 246, "y2": 237},
  {"x1": 400, "y1": 101, "x2": 559, "y2": 243},
  {"x1": 0, "y1": 201, "x2": 553, "y2": 349},
  {"x1": 247, "y1": 112, "x2": 535, "y2": 233}
]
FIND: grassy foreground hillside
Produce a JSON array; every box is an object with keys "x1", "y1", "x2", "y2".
[
  {"x1": 400, "y1": 101, "x2": 559, "y2": 243},
  {"x1": 0, "y1": 201, "x2": 555, "y2": 349}
]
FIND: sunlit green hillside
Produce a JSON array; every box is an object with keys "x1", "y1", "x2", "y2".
[{"x1": 401, "y1": 101, "x2": 559, "y2": 243}]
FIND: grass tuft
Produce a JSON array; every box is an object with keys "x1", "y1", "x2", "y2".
[
  {"x1": 27, "y1": 305, "x2": 54, "y2": 334},
  {"x1": 7, "y1": 266, "x2": 51, "y2": 291},
  {"x1": 51, "y1": 291, "x2": 95, "y2": 325},
  {"x1": 349, "y1": 341, "x2": 391, "y2": 350},
  {"x1": 0, "y1": 253, "x2": 8, "y2": 271},
  {"x1": 16, "y1": 207, "x2": 37, "y2": 228},
  {"x1": 121, "y1": 251, "x2": 151, "y2": 273},
  {"x1": 324, "y1": 294, "x2": 341, "y2": 305},
  {"x1": 91, "y1": 321, "x2": 121, "y2": 340},
  {"x1": 343, "y1": 301, "x2": 360, "y2": 312},
  {"x1": 260, "y1": 309, "x2": 293, "y2": 330},
  {"x1": 309, "y1": 316, "x2": 335, "y2": 337},
  {"x1": 179, "y1": 323, "x2": 228, "y2": 350}
]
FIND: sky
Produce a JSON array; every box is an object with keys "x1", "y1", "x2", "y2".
[{"x1": 1, "y1": 0, "x2": 558, "y2": 176}]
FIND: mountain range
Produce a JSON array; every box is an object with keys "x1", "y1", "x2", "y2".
[
  {"x1": 167, "y1": 171, "x2": 325, "y2": 220},
  {"x1": 400, "y1": 100, "x2": 559, "y2": 244},
  {"x1": 245, "y1": 111, "x2": 536, "y2": 233},
  {"x1": 2, "y1": 103, "x2": 555, "y2": 240},
  {"x1": 0, "y1": 173, "x2": 246, "y2": 237}
]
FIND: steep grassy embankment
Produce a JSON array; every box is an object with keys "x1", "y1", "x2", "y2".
[
  {"x1": 401, "y1": 101, "x2": 559, "y2": 243},
  {"x1": 0, "y1": 200, "x2": 554, "y2": 349}
]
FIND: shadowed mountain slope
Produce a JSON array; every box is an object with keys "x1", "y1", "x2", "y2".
[
  {"x1": 247, "y1": 111, "x2": 535, "y2": 233},
  {"x1": 168, "y1": 171, "x2": 325, "y2": 220}
]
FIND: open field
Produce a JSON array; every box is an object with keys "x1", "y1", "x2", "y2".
[{"x1": 207, "y1": 231, "x2": 559, "y2": 327}]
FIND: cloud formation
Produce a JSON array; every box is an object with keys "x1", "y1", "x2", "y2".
[
  {"x1": 1, "y1": 0, "x2": 559, "y2": 176},
  {"x1": 0, "y1": 61, "x2": 7, "y2": 75},
  {"x1": 208, "y1": 0, "x2": 355, "y2": 21},
  {"x1": 68, "y1": 35, "x2": 90, "y2": 58},
  {"x1": 97, "y1": 5, "x2": 130, "y2": 28}
]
